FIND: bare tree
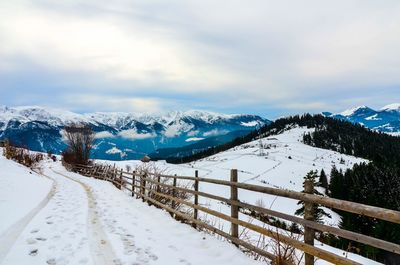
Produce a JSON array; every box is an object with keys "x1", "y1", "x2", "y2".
[{"x1": 62, "y1": 123, "x2": 94, "y2": 165}]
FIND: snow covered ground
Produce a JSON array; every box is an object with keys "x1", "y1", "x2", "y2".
[
  {"x1": 0, "y1": 154, "x2": 262, "y2": 265},
  {"x1": 111, "y1": 127, "x2": 367, "y2": 226},
  {"x1": 0, "y1": 127, "x2": 381, "y2": 265}
]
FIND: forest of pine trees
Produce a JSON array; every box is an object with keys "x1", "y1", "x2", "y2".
[{"x1": 301, "y1": 116, "x2": 400, "y2": 263}]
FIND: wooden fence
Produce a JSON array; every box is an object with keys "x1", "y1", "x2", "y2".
[{"x1": 66, "y1": 162, "x2": 400, "y2": 265}]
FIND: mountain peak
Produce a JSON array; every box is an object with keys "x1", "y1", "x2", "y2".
[
  {"x1": 339, "y1": 105, "x2": 370, "y2": 116},
  {"x1": 381, "y1": 103, "x2": 400, "y2": 112}
]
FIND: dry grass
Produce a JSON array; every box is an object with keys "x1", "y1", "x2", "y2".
[{"x1": 3, "y1": 140, "x2": 44, "y2": 168}]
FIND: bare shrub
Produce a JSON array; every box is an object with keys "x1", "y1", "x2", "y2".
[
  {"x1": 3, "y1": 140, "x2": 44, "y2": 168},
  {"x1": 62, "y1": 123, "x2": 94, "y2": 165}
]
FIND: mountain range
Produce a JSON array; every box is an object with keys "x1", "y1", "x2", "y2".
[
  {"x1": 324, "y1": 103, "x2": 400, "y2": 135},
  {"x1": 0, "y1": 106, "x2": 269, "y2": 160}
]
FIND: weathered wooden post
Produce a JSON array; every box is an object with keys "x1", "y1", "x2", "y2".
[
  {"x1": 157, "y1": 174, "x2": 161, "y2": 193},
  {"x1": 141, "y1": 173, "x2": 147, "y2": 202},
  {"x1": 172, "y1": 175, "x2": 177, "y2": 213},
  {"x1": 119, "y1": 169, "x2": 123, "y2": 190},
  {"x1": 230, "y1": 169, "x2": 239, "y2": 246},
  {"x1": 304, "y1": 179, "x2": 315, "y2": 265},
  {"x1": 193, "y1": 170, "x2": 199, "y2": 228},
  {"x1": 132, "y1": 170, "x2": 136, "y2": 197}
]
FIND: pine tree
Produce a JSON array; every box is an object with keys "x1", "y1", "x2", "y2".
[
  {"x1": 319, "y1": 169, "x2": 328, "y2": 190},
  {"x1": 295, "y1": 170, "x2": 332, "y2": 223}
]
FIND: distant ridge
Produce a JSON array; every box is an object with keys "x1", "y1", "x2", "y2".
[{"x1": 0, "y1": 106, "x2": 270, "y2": 160}]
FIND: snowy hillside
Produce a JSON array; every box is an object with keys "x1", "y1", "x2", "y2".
[
  {"x1": 0, "y1": 106, "x2": 269, "y2": 160},
  {"x1": 0, "y1": 127, "x2": 381, "y2": 265},
  {"x1": 111, "y1": 127, "x2": 367, "y2": 224},
  {"x1": 94, "y1": 127, "x2": 379, "y2": 264},
  {"x1": 0, "y1": 150, "x2": 262, "y2": 265}
]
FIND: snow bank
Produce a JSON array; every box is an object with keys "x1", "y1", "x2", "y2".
[{"x1": 0, "y1": 151, "x2": 52, "y2": 236}]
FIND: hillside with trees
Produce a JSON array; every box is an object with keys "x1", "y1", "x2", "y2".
[{"x1": 171, "y1": 114, "x2": 400, "y2": 263}]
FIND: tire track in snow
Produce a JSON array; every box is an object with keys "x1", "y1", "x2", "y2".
[
  {"x1": 49, "y1": 168, "x2": 119, "y2": 265},
  {"x1": 0, "y1": 170, "x2": 56, "y2": 264}
]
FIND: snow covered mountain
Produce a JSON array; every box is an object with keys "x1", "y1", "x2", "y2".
[
  {"x1": 0, "y1": 106, "x2": 270, "y2": 160},
  {"x1": 325, "y1": 103, "x2": 400, "y2": 134}
]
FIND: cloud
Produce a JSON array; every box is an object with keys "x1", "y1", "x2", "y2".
[
  {"x1": 187, "y1": 130, "x2": 199, "y2": 137},
  {"x1": 118, "y1": 129, "x2": 156, "y2": 140},
  {"x1": 94, "y1": 131, "x2": 114, "y2": 139},
  {"x1": 1, "y1": 1, "x2": 400, "y2": 116},
  {"x1": 64, "y1": 94, "x2": 164, "y2": 113},
  {"x1": 203, "y1": 129, "x2": 229, "y2": 137}
]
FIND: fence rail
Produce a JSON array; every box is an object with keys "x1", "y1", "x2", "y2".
[{"x1": 65, "y1": 162, "x2": 400, "y2": 265}]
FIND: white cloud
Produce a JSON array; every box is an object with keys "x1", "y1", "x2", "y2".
[
  {"x1": 64, "y1": 94, "x2": 163, "y2": 113},
  {"x1": 185, "y1": 137, "x2": 204, "y2": 142},
  {"x1": 118, "y1": 129, "x2": 155, "y2": 140},
  {"x1": 1, "y1": 1, "x2": 400, "y2": 114},
  {"x1": 203, "y1": 129, "x2": 229, "y2": 137},
  {"x1": 94, "y1": 131, "x2": 114, "y2": 139},
  {"x1": 187, "y1": 130, "x2": 200, "y2": 137}
]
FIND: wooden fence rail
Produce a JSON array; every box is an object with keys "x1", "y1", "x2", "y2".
[{"x1": 67, "y1": 162, "x2": 400, "y2": 265}]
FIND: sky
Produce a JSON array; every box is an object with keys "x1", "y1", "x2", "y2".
[{"x1": 0, "y1": 0, "x2": 399, "y2": 119}]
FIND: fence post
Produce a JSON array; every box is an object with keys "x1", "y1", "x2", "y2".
[
  {"x1": 119, "y1": 169, "x2": 123, "y2": 190},
  {"x1": 172, "y1": 175, "x2": 177, "y2": 215},
  {"x1": 230, "y1": 169, "x2": 239, "y2": 246},
  {"x1": 141, "y1": 173, "x2": 147, "y2": 202},
  {"x1": 193, "y1": 170, "x2": 199, "y2": 228},
  {"x1": 304, "y1": 179, "x2": 315, "y2": 265},
  {"x1": 157, "y1": 174, "x2": 161, "y2": 193},
  {"x1": 132, "y1": 171, "x2": 136, "y2": 197}
]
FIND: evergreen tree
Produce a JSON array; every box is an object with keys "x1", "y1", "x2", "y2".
[
  {"x1": 319, "y1": 169, "x2": 328, "y2": 190},
  {"x1": 295, "y1": 170, "x2": 332, "y2": 223}
]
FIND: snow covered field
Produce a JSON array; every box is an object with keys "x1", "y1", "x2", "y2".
[
  {"x1": 111, "y1": 127, "x2": 367, "y2": 226},
  {"x1": 0, "y1": 154, "x2": 262, "y2": 265},
  {"x1": 0, "y1": 128, "x2": 381, "y2": 265}
]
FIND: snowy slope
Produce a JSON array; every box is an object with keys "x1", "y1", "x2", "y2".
[
  {"x1": 97, "y1": 127, "x2": 379, "y2": 264},
  {"x1": 0, "y1": 153, "x2": 263, "y2": 265},
  {"x1": 111, "y1": 127, "x2": 366, "y2": 224},
  {"x1": 0, "y1": 149, "x2": 52, "y2": 240},
  {"x1": 0, "y1": 132, "x2": 380, "y2": 265}
]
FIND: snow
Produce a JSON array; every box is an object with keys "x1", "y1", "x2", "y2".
[
  {"x1": 381, "y1": 103, "x2": 400, "y2": 112},
  {"x1": 185, "y1": 137, "x2": 205, "y2": 142},
  {"x1": 339, "y1": 105, "x2": 368, "y2": 116},
  {"x1": 0, "y1": 150, "x2": 52, "y2": 239},
  {"x1": 365, "y1": 114, "x2": 381, "y2": 121},
  {"x1": 112, "y1": 127, "x2": 366, "y2": 226},
  {"x1": 241, "y1": 121, "x2": 259, "y2": 127},
  {"x1": 0, "y1": 128, "x2": 381, "y2": 265},
  {"x1": 0, "y1": 155, "x2": 262, "y2": 265},
  {"x1": 0, "y1": 106, "x2": 266, "y2": 134}
]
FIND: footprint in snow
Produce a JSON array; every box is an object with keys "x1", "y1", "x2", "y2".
[
  {"x1": 179, "y1": 259, "x2": 191, "y2": 265},
  {"x1": 46, "y1": 258, "x2": 56, "y2": 265},
  {"x1": 29, "y1": 249, "x2": 39, "y2": 256}
]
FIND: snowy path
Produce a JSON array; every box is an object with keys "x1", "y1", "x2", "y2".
[
  {"x1": 49, "y1": 169, "x2": 118, "y2": 265},
  {"x1": 2, "y1": 167, "x2": 95, "y2": 265},
  {"x1": 47, "y1": 163, "x2": 261, "y2": 265},
  {"x1": 1, "y1": 160, "x2": 261, "y2": 265}
]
